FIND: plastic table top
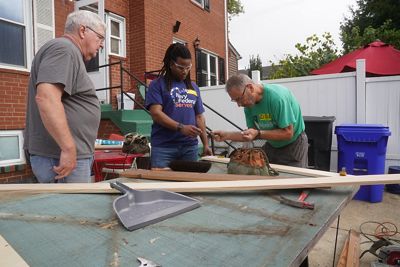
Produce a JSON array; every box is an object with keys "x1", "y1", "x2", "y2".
[{"x1": 0, "y1": 163, "x2": 356, "y2": 267}]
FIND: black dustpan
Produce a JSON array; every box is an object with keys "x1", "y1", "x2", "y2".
[{"x1": 110, "y1": 181, "x2": 200, "y2": 231}]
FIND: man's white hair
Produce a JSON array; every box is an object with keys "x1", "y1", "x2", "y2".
[
  {"x1": 64, "y1": 10, "x2": 106, "y2": 34},
  {"x1": 226, "y1": 73, "x2": 253, "y2": 92}
]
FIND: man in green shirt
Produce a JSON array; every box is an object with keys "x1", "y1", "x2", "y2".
[{"x1": 213, "y1": 74, "x2": 308, "y2": 167}]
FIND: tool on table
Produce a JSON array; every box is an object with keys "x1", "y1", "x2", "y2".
[
  {"x1": 168, "y1": 160, "x2": 212, "y2": 173},
  {"x1": 361, "y1": 237, "x2": 400, "y2": 266},
  {"x1": 339, "y1": 167, "x2": 347, "y2": 176},
  {"x1": 279, "y1": 190, "x2": 315, "y2": 210},
  {"x1": 110, "y1": 181, "x2": 200, "y2": 231},
  {"x1": 137, "y1": 257, "x2": 161, "y2": 267}
]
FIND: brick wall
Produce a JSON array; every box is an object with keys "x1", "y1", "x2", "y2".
[
  {"x1": 54, "y1": 1, "x2": 74, "y2": 36},
  {"x1": 0, "y1": 69, "x2": 29, "y2": 129},
  {"x1": 140, "y1": 0, "x2": 227, "y2": 83},
  {"x1": 129, "y1": 0, "x2": 146, "y2": 82},
  {"x1": 0, "y1": 166, "x2": 35, "y2": 184},
  {"x1": 98, "y1": 119, "x2": 123, "y2": 139}
]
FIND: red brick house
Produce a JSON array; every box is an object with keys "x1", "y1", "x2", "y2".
[{"x1": 0, "y1": 0, "x2": 231, "y2": 182}]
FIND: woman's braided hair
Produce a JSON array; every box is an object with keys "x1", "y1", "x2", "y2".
[{"x1": 159, "y1": 43, "x2": 194, "y2": 91}]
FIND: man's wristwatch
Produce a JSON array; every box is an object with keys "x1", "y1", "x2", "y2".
[{"x1": 177, "y1": 123, "x2": 184, "y2": 132}]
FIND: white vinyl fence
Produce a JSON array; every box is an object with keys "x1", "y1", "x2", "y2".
[{"x1": 201, "y1": 60, "x2": 400, "y2": 172}]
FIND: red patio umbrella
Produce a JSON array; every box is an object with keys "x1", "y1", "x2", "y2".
[{"x1": 311, "y1": 41, "x2": 400, "y2": 76}]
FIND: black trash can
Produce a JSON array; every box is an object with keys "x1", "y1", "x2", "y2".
[
  {"x1": 387, "y1": 166, "x2": 400, "y2": 194},
  {"x1": 303, "y1": 116, "x2": 336, "y2": 171}
]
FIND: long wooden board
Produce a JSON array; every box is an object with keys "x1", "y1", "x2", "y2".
[
  {"x1": 0, "y1": 173, "x2": 399, "y2": 193},
  {"x1": 121, "y1": 169, "x2": 293, "y2": 181},
  {"x1": 346, "y1": 229, "x2": 360, "y2": 267},
  {"x1": 0, "y1": 235, "x2": 29, "y2": 267},
  {"x1": 337, "y1": 232, "x2": 350, "y2": 267},
  {"x1": 200, "y1": 156, "x2": 338, "y2": 177},
  {"x1": 337, "y1": 229, "x2": 360, "y2": 267},
  {"x1": 95, "y1": 144, "x2": 122, "y2": 150}
]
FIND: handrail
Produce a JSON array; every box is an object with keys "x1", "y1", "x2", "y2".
[
  {"x1": 93, "y1": 60, "x2": 239, "y2": 151},
  {"x1": 203, "y1": 103, "x2": 243, "y2": 131}
]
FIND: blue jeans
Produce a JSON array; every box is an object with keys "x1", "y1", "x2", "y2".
[
  {"x1": 151, "y1": 145, "x2": 198, "y2": 168},
  {"x1": 30, "y1": 155, "x2": 93, "y2": 183}
]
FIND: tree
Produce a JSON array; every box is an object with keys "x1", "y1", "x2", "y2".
[
  {"x1": 268, "y1": 33, "x2": 339, "y2": 79},
  {"x1": 248, "y1": 54, "x2": 263, "y2": 78},
  {"x1": 227, "y1": 0, "x2": 244, "y2": 20},
  {"x1": 340, "y1": 0, "x2": 400, "y2": 53}
]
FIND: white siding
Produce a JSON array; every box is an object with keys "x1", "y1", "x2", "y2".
[{"x1": 201, "y1": 68, "x2": 400, "y2": 172}]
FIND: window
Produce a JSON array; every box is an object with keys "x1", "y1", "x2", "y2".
[
  {"x1": 0, "y1": 130, "x2": 25, "y2": 167},
  {"x1": 196, "y1": 50, "x2": 224, "y2": 87},
  {"x1": 107, "y1": 13, "x2": 126, "y2": 57},
  {"x1": 172, "y1": 38, "x2": 186, "y2": 45},
  {"x1": 191, "y1": 0, "x2": 210, "y2": 11},
  {"x1": 0, "y1": 0, "x2": 33, "y2": 69},
  {"x1": 33, "y1": 0, "x2": 55, "y2": 53}
]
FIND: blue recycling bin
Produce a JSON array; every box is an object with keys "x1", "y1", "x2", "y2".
[{"x1": 335, "y1": 124, "x2": 391, "y2": 203}]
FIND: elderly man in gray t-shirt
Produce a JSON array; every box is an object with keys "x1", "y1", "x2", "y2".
[{"x1": 24, "y1": 10, "x2": 106, "y2": 183}]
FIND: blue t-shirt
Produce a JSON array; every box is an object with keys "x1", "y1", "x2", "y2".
[{"x1": 145, "y1": 76, "x2": 205, "y2": 147}]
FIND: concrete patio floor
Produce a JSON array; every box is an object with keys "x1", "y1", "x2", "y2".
[{"x1": 309, "y1": 190, "x2": 400, "y2": 266}]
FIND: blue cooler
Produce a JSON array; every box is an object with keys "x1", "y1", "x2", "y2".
[{"x1": 335, "y1": 124, "x2": 391, "y2": 203}]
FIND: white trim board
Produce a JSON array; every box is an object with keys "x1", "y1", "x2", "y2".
[
  {"x1": 0, "y1": 173, "x2": 399, "y2": 193},
  {"x1": 0, "y1": 235, "x2": 29, "y2": 267}
]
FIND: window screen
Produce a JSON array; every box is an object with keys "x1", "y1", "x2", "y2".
[
  {"x1": 0, "y1": 136, "x2": 20, "y2": 161},
  {"x1": 0, "y1": 20, "x2": 25, "y2": 66}
]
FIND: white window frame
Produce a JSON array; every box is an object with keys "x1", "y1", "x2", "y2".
[
  {"x1": 191, "y1": 0, "x2": 206, "y2": 9},
  {"x1": 172, "y1": 37, "x2": 186, "y2": 45},
  {"x1": 0, "y1": 130, "x2": 26, "y2": 167},
  {"x1": 0, "y1": 0, "x2": 33, "y2": 71},
  {"x1": 201, "y1": 50, "x2": 219, "y2": 87},
  {"x1": 106, "y1": 12, "x2": 126, "y2": 57}
]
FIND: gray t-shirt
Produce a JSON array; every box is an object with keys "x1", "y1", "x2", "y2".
[{"x1": 24, "y1": 37, "x2": 100, "y2": 159}]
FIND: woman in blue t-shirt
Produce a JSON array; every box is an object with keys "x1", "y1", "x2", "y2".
[{"x1": 145, "y1": 43, "x2": 212, "y2": 169}]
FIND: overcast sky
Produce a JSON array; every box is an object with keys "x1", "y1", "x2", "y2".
[{"x1": 229, "y1": 0, "x2": 358, "y2": 69}]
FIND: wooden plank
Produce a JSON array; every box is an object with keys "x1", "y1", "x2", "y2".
[
  {"x1": 95, "y1": 144, "x2": 122, "y2": 150},
  {"x1": 346, "y1": 229, "x2": 360, "y2": 267},
  {"x1": 336, "y1": 233, "x2": 350, "y2": 267},
  {"x1": 270, "y1": 164, "x2": 340, "y2": 177},
  {"x1": 201, "y1": 156, "x2": 230, "y2": 164},
  {"x1": 0, "y1": 173, "x2": 399, "y2": 193},
  {"x1": 0, "y1": 235, "x2": 29, "y2": 267},
  {"x1": 121, "y1": 169, "x2": 290, "y2": 182},
  {"x1": 200, "y1": 156, "x2": 338, "y2": 177}
]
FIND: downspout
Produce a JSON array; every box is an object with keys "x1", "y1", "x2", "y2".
[{"x1": 224, "y1": 0, "x2": 229, "y2": 81}]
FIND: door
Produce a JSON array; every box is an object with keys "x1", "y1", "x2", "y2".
[{"x1": 75, "y1": 0, "x2": 108, "y2": 104}]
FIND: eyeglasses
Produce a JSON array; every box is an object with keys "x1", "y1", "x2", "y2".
[
  {"x1": 173, "y1": 61, "x2": 192, "y2": 72},
  {"x1": 231, "y1": 85, "x2": 248, "y2": 103},
  {"x1": 85, "y1": 25, "x2": 105, "y2": 41}
]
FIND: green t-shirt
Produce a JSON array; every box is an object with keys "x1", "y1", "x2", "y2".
[{"x1": 244, "y1": 83, "x2": 305, "y2": 148}]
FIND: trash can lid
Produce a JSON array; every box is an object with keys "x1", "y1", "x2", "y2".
[
  {"x1": 303, "y1": 116, "x2": 336, "y2": 122},
  {"x1": 336, "y1": 124, "x2": 387, "y2": 128},
  {"x1": 335, "y1": 124, "x2": 391, "y2": 141},
  {"x1": 335, "y1": 124, "x2": 390, "y2": 134}
]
